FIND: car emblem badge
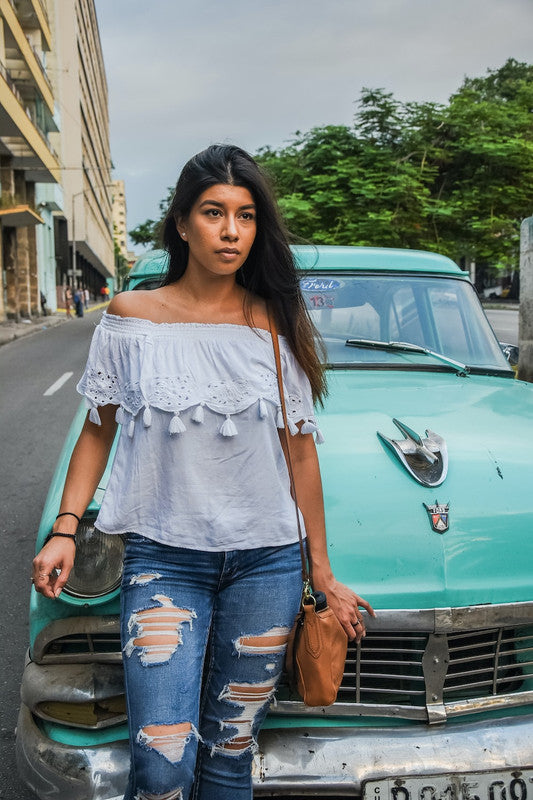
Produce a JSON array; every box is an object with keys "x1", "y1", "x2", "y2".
[
  {"x1": 423, "y1": 502, "x2": 450, "y2": 533},
  {"x1": 377, "y1": 418, "x2": 448, "y2": 487}
]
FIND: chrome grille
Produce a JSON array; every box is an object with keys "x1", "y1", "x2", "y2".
[
  {"x1": 339, "y1": 631, "x2": 427, "y2": 706},
  {"x1": 274, "y1": 602, "x2": 533, "y2": 723},
  {"x1": 42, "y1": 632, "x2": 122, "y2": 662},
  {"x1": 33, "y1": 604, "x2": 533, "y2": 724},
  {"x1": 444, "y1": 628, "x2": 532, "y2": 698}
]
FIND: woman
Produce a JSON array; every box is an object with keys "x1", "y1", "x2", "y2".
[{"x1": 32, "y1": 145, "x2": 373, "y2": 800}]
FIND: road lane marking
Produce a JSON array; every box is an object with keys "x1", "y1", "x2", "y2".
[{"x1": 44, "y1": 372, "x2": 73, "y2": 396}]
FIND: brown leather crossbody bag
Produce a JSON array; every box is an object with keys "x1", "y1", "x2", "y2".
[{"x1": 269, "y1": 312, "x2": 348, "y2": 707}]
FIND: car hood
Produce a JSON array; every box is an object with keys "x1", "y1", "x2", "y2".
[{"x1": 316, "y1": 370, "x2": 533, "y2": 611}]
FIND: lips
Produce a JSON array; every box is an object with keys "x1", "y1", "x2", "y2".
[{"x1": 216, "y1": 248, "x2": 240, "y2": 254}]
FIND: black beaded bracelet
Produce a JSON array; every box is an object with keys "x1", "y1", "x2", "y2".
[
  {"x1": 55, "y1": 511, "x2": 81, "y2": 524},
  {"x1": 44, "y1": 532, "x2": 77, "y2": 546}
]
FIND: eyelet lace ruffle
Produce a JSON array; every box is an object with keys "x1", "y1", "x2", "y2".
[{"x1": 77, "y1": 313, "x2": 324, "y2": 443}]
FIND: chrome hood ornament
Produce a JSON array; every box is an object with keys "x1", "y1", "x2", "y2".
[{"x1": 377, "y1": 418, "x2": 448, "y2": 487}]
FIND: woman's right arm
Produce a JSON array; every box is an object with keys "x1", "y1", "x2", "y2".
[{"x1": 32, "y1": 404, "x2": 118, "y2": 599}]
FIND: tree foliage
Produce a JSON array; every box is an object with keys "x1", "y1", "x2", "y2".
[
  {"x1": 132, "y1": 60, "x2": 533, "y2": 270},
  {"x1": 258, "y1": 59, "x2": 533, "y2": 269}
]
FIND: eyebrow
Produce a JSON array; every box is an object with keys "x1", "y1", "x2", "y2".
[{"x1": 198, "y1": 199, "x2": 256, "y2": 210}]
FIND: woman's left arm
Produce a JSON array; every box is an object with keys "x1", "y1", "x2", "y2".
[{"x1": 284, "y1": 428, "x2": 375, "y2": 641}]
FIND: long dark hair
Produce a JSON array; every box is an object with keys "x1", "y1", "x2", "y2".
[{"x1": 162, "y1": 144, "x2": 326, "y2": 405}]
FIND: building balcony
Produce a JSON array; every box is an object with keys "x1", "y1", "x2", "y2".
[
  {"x1": 0, "y1": 0, "x2": 54, "y2": 112},
  {"x1": 10, "y1": 0, "x2": 52, "y2": 51},
  {"x1": 0, "y1": 60, "x2": 60, "y2": 182}
]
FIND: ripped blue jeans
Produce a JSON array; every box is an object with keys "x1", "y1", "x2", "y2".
[{"x1": 120, "y1": 534, "x2": 303, "y2": 800}]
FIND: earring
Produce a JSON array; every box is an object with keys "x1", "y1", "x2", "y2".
[{"x1": 180, "y1": 232, "x2": 187, "y2": 239}]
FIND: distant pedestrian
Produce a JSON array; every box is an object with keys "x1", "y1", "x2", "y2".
[
  {"x1": 73, "y1": 288, "x2": 84, "y2": 318},
  {"x1": 40, "y1": 291, "x2": 48, "y2": 317},
  {"x1": 84, "y1": 288, "x2": 90, "y2": 310},
  {"x1": 64, "y1": 286, "x2": 73, "y2": 319}
]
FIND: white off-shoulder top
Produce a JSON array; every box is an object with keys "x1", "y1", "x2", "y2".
[{"x1": 76, "y1": 312, "x2": 323, "y2": 551}]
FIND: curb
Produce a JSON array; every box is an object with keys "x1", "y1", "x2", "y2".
[
  {"x1": 56, "y1": 301, "x2": 110, "y2": 314},
  {"x1": 0, "y1": 301, "x2": 111, "y2": 347},
  {"x1": 0, "y1": 314, "x2": 66, "y2": 347}
]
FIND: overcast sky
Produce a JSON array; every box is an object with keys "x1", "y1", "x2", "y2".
[{"x1": 94, "y1": 0, "x2": 532, "y2": 252}]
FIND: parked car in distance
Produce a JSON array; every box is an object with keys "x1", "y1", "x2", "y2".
[{"x1": 17, "y1": 246, "x2": 533, "y2": 800}]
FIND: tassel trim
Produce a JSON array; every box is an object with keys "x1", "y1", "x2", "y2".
[
  {"x1": 219, "y1": 414, "x2": 238, "y2": 437},
  {"x1": 143, "y1": 405, "x2": 152, "y2": 428},
  {"x1": 300, "y1": 418, "x2": 318, "y2": 435},
  {"x1": 258, "y1": 397, "x2": 268, "y2": 419},
  {"x1": 115, "y1": 406, "x2": 126, "y2": 425},
  {"x1": 191, "y1": 403, "x2": 205, "y2": 424},
  {"x1": 169, "y1": 412, "x2": 186, "y2": 435},
  {"x1": 89, "y1": 406, "x2": 101, "y2": 426}
]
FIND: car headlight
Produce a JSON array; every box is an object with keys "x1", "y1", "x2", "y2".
[{"x1": 63, "y1": 519, "x2": 124, "y2": 599}]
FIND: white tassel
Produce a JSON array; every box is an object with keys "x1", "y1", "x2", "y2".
[
  {"x1": 287, "y1": 417, "x2": 299, "y2": 436},
  {"x1": 301, "y1": 418, "x2": 318, "y2": 435},
  {"x1": 128, "y1": 417, "x2": 135, "y2": 438},
  {"x1": 89, "y1": 406, "x2": 101, "y2": 426},
  {"x1": 169, "y1": 412, "x2": 186, "y2": 435},
  {"x1": 192, "y1": 403, "x2": 205, "y2": 424},
  {"x1": 315, "y1": 428, "x2": 325, "y2": 445},
  {"x1": 115, "y1": 406, "x2": 126, "y2": 425},
  {"x1": 258, "y1": 397, "x2": 268, "y2": 419},
  {"x1": 276, "y1": 407, "x2": 284, "y2": 429},
  {"x1": 220, "y1": 414, "x2": 238, "y2": 437},
  {"x1": 143, "y1": 405, "x2": 152, "y2": 428}
]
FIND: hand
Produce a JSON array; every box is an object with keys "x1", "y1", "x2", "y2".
[
  {"x1": 32, "y1": 538, "x2": 76, "y2": 599},
  {"x1": 312, "y1": 574, "x2": 375, "y2": 642}
]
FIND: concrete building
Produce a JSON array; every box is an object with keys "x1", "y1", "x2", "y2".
[
  {"x1": 0, "y1": 0, "x2": 61, "y2": 321},
  {"x1": 52, "y1": 0, "x2": 113, "y2": 303},
  {"x1": 112, "y1": 178, "x2": 128, "y2": 259}
]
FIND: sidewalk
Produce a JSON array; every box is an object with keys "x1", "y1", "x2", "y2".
[{"x1": 0, "y1": 301, "x2": 109, "y2": 347}]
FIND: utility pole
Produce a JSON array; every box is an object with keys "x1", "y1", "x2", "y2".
[{"x1": 518, "y1": 217, "x2": 533, "y2": 383}]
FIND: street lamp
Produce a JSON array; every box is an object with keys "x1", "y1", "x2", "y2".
[{"x1": 70, "y1": 182, "x2": 114, "y2": 288}]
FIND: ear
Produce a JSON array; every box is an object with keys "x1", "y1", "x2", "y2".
[{"x1": 175, "y1": 215, "x2": 188, "y2": 240}]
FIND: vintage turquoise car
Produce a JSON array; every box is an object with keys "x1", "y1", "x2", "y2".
[{"x1": 17, "y1": 246, "x2": 533, "y2": 799}]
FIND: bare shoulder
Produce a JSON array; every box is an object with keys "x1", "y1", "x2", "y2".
[
  {"x1": 247, "y1": 294, "x2": 270, "y2": 331},
  {"x1": 107, "y1": 291, "x2": 158, "y2": 320}
]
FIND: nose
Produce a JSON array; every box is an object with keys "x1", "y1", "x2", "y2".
[{"x1": 222, "y1": 214, "x2": 238, "y2": 241}]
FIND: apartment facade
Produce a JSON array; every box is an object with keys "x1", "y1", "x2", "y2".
[
  {"x1": 112, "y1": 178, "x2": 127, "y2": 259},
  {"x1": 0, "y1": 0, "x2": 115, "y2": 321},
  {"x1": 52, "y1": 0, "x2": 114, "y2": 303},
  {"x1": 0, "y1": 0, "x2": 61, "y2": 320}
]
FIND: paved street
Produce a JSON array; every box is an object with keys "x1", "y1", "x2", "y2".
[
  {"x1": 485, "y1": 307, "x2": 519, "y2": 346},
  {"x1": 0, "y1": 311, "x2": 103, "y2": 799}
]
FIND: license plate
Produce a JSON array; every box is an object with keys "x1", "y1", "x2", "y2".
[{"x1": 363, "y1": 769, "x2": 533, "y2": 800}]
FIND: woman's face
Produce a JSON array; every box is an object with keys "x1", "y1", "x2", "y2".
[{"x1": 178, "y1": 183, "x2": 257, "y2": 279}]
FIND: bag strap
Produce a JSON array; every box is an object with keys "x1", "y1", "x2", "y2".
[{"x1": 268, "y1": 310, "x2": 311, "y2": 591}]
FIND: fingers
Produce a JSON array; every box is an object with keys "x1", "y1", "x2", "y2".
[
  {"x1": 356, "y1": 595, "x2": 376, "y2": 618},
  {"x1": 32, "y1": 542, "x2": 75, "y2": 599}
]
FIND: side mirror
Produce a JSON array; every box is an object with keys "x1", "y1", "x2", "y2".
[{"x1": 500, "y1": 342, "x2": 519, "y2": 368}]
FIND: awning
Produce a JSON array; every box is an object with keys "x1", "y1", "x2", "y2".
[{"x1": 0, "y1": 205, "x2": 44, "y2": 227}]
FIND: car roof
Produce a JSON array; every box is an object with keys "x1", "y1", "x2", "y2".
[
  {"x1": 293, "y1": 245, "x2": 466, "y2": 276},
  {"x1": 127, "y1": 245, "x2": 466, "y2": 279},
  {"x1": 128, "y1": 249, "x2": 169, "y2": 277}
]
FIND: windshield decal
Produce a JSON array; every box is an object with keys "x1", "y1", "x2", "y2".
[{"x1": 301, "y1": 278, "x2": 342, "y2": 291}]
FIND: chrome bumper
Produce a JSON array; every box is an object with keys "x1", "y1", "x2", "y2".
[{"x1": 16, "y1": 702, "x2": 533, "y2": 799}]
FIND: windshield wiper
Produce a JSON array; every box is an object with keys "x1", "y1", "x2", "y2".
[{"x1": 345, "y1": 338, "x2": 470, "y2": 376}]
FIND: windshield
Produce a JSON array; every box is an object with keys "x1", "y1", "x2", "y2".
[{"x1": 301, "y1": 273, "x2": 510, "y2": 372}]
